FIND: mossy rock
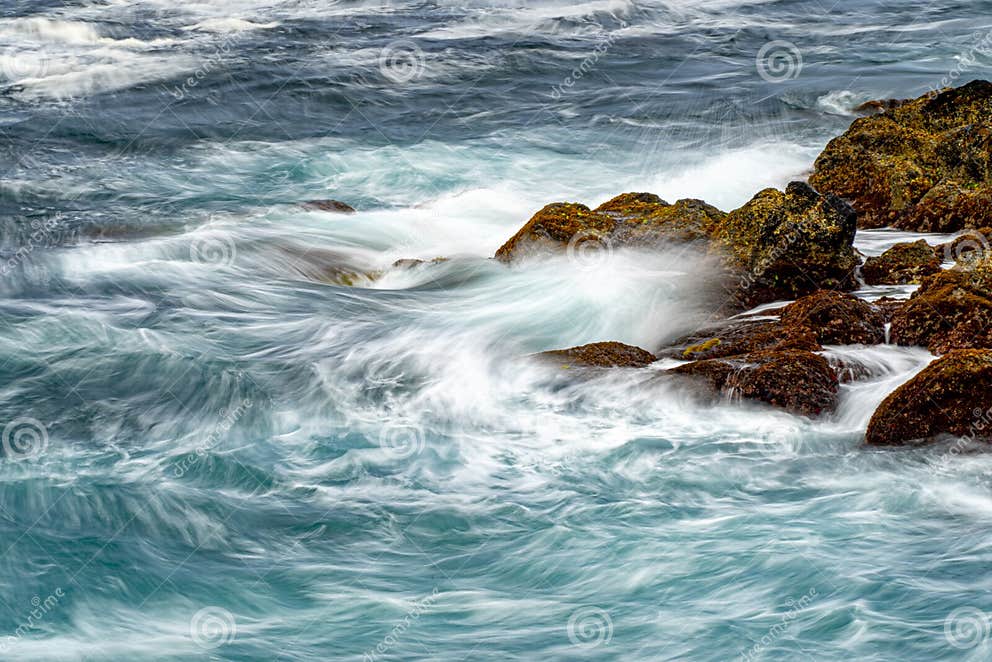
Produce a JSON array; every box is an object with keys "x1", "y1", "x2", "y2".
[
  {"x1": 779, "y1": 290, "x2": 886, "y2": 344},
  {"x1": 495, "y1": 203, "x2": 616, "y2": 263},
  {"x1": 890, "y1": 259, "x2": 992, "y2": 354},
  {"x1": 537, "y1": 341, "x2": 657, "y2": 368},
  {"x1": 661, "y1": 318, "x2": 821, "y2": 361},
  {"x1": 861, "y1": 240, "x2": 941, "y2": 285},
  {"x1": 810, "y1": 80, "x2": 992, "y2": 230},
  {"x1": 670, "y1": 349, "x2": 839, "y2": 417},
  {"x1": 494, "y1": 193, "x2": 727, "y2": 262},
  {"x1": 714, "y1": 181, "x2": 859, "y2": 306},
  {"x1": 866, "y1": 349, "x2": 992, "y2": 446}
]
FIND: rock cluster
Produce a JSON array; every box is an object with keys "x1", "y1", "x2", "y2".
[{"x1": 462, "y1": 82, "x2": 992, "y2": 446}]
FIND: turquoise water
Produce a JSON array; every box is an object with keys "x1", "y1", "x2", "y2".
[{"x1": 2, "y1": 1, "x2": 992, "y2": 659}]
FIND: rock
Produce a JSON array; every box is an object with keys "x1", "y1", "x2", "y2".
[
  {"x1": 779, "y1": 290, "x2": 886, "y2": 345},
  {"x1": 670, "y1": 349, "x2": 839, "y2": 417},
  {"x1": 495, "y1": 203, "x2": 616, "y2": 263},
  {"x1": 302, "y1": 199, "x2": 357, "y2": 214},
  {"x1": 661, "y1": 316, "x2": 818, "y2": 361},
  {"x1": 537, "y1": 341, "x2": 657, "y2": 368},
  {"x1": 494, "y1": 194, "x2": 726, "y2": 262},
  {"x1": 854, "y1": 98, "x2": 910, "y2": 115},
  {"x1": 714, "y1": 181, "x2": 859, "y2": 305},
  {"x1": 392, "y1": 257, "x2": 448, "y2": 269},
  {"x1": 595, "y1": 193, "x2": 726, "y2": 245},
  {"x1": 810, "y1": 80, "x2": 992, "y2": 230},
  {"x1": 890, "y1": 263, "x2": 992, "y2": 354},
  {"x1": 861, "y1": 240, "x2": 941, "y2": 285},
  {"x1": 865, "y1": 349, "x2": 992, "y2": 446}
]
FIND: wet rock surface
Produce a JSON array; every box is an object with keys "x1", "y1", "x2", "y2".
[
  {"x1": 810, "y1": 80, "x2": 992, "y2": 231},
  {"x1": 866, "y1": 349, "x2": 992, "y2": 446},
  {"x1": 861, "y1": 240, "x2": 941, "y2": 285},
  {"x1": 537, "y1": 342, "x2": 657, "y2": 368}
]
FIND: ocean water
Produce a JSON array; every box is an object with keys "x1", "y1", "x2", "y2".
[{"x1": 2, "y1": 1, "x2": 992, "y2": 660}]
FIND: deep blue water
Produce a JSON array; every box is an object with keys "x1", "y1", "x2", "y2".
[{"x1": 2, "y1": 1, "x2": 992, "y2": 660}]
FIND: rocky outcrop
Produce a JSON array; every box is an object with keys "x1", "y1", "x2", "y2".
[
  {"x1": 670, "y1": 349, "x2": 838, "y2": 417},
  {"x1": 890, "y1": 261, "x2": 992, "y2": 354},
  {"x1": 713, "y1": 182, "x2": 859, "y2": 306},
  {"x1": 537, "y1": 342, "x2": 657, "y2": 368},
  {"x1": 938, "y1": 228, "x2": 992, "y2": 266},
  {"x1": 866, "y1": 349, "x2": 992, "y2": 446},
  {"x1": 810, "y1": 80, "x2": 992, "y2": 230},
  {"x1": 664, "y1": 318, "x2": 820, "y2": 361},
  {"x1": 861, "y1": 240, "x2": 941, "y2": 285},
  {"x1": 494, "y1": 194, "x2": 725, "y2": 262}
]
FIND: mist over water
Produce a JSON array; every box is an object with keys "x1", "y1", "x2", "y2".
[{"x1": 2, "y1": 0, "x2": 992, "y2": 660}]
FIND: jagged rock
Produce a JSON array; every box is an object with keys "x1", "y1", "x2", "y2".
[
  {"x1": 866, "y1": 349, "x2": 992, "y2": 446},
  {"x1": 302, "y1": 199, "x2": 357, "y2": 214},
  {"x1": 810, "y1": 80, "x2": 992, "y2": 230},
  {"x1": 861, "y1": 240, "x2": 941, "y2": 285},
  {"x1": 595, "y1": 193, "x2": 726, "y2": 244},
  {"x1": 670, "y1": 349, "x2": 839, "y2": 417},
  {"x1": 495, "y1": 203, "x2": 616, "y2": 262},
  {"x1": 537, "y1": 341, "x2": 657, "y2": 368},
  {"x1": 890, "y1": 260, "x2": 992, "y2": 354},
  {"x1": 779, "y1": 290, "x2": 886, "y2": 345},
  {"x1": 494, "y1": 194, "x2": 726, "y2": 262},
  {"x1": 714, "y1": 181, "x2": 859, "y2": 305}
]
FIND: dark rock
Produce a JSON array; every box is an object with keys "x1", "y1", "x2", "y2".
[
  {"x1": 937, "y1": 228, "x2": 992, "y2": 266},
  {"x1": 670, "y1": 349, "x2": 839, "y2": 417},
  {"x1": 537, "y1": 341, "x2": 657, "y2": 368},
  {"x1": 661, "y1": 318, "x2": 820, "y2": 361},
  {"x1": 890, "y1": 262, "x2": 992, "y2": 354},
  {"x1": 861, "y1": 240, "x2": 941, "y2": 285},
  {"x1": 866, "y1": 349, "x2": 992, "y2": 446},
  {"x1": 810, "y1": 81, "x2": 992, "y2": 230},
  {"x1": 779, "y1": 290, "x2": 886, "y2": 345},
  {"x1": 714, "y1": 182, "x2": 859, "y2": 305},
  {"x1": 302, "y1": 199, "x2": 357, "y2": 214}
]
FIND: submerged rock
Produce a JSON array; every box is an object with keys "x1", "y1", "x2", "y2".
[
  {"x1": 714, "y1": 182, "x2": 859, "y2": 305},
  {"x1": 810, "y1": 80, "x2": 992, "y2": 230},
  {"x1": 866, "y1": 349, "x2": 992, "y2": 446},
  {"x1": 302, "y1": 199, "x2": 357, "y2": 214},
  {"x1": 890, "y1": 261, "x2": 992, "y2": 354},
  {"x1": 537, "y1": 341, "x2": 657, "y2": 368},
  {"x1": 494, "y1": 194, "x2": 726, "y2": 262},
  {"x1": 670, "y1": 349, "x2": 839, "y2": 417},
  {"x1": 861, "y1": 240, "x2": 941, "y2": 285}
]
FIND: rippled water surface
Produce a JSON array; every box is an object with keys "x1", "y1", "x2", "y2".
[{"x1": 2, "y1": 1, "x2": 992, "y2": 660}]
